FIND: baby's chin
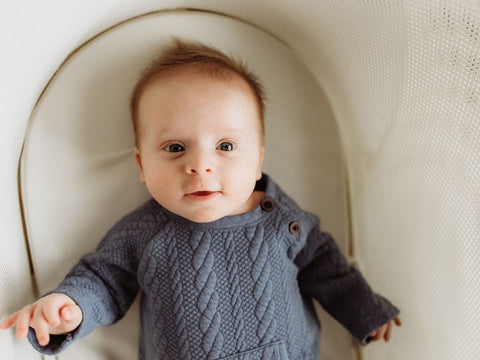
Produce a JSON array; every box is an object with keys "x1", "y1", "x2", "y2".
[
  {"x1": 161, "y1": 206, "x2": 228, "y2": 224},
  {"x1": 174, "y1": 208, "x2": 242, "y2": 224},
  {"x1": 188, "y1": 216, "x2": 223, "y2": 223},
  {"x1": 182, "y1": 209, "x2": 234, "y2": 223},
  {"x1": 156, "y1": 193, "x2": 257, "y2": 223}
]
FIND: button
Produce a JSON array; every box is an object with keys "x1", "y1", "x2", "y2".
[
  {"x1": 260, "y1": 198, "x2": 275, "y2": 212},
  {"x1": 289, "y1": 222, "x2": 301, "y2": 235}
]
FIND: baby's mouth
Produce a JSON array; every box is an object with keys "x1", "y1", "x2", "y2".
[
  {"x1": 191, "y1": 191, "x2": 214, "y2": 196},
  {"x1": 185, "y1": 191, "x2": 220, "y2": 200}
]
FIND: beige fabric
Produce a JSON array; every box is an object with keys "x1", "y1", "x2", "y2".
[{"x1": 1, "y1": 1, "x2": 479, "y2": 360}]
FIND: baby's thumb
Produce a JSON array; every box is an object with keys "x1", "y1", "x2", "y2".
[{"x1": 60, "y1": 304, "x2": 82, "y2": 323}]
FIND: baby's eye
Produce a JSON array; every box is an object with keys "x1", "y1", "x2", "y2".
[
  {"x1": 216, "y1": 141, "x2": 235, "y2": 152},
  {"x1": 165, "y1": 143, "x2": 185, "y2": 153}
]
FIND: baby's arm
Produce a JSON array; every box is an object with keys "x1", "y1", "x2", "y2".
[
  {"x1": 0, "y1": 293, "x2": 82, "y2": 346},
  {"x1": 295, "y1": 225, "x2": 400, "y2": 345}
]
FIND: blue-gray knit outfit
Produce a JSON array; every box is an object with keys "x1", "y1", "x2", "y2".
[{"x1": 29, "y1": 174, "x2": 399, "y2": 359}]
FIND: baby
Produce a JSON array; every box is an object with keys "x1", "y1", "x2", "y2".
[{"x1": 1, "y1": 39, "x2": 401, "y2": 359}]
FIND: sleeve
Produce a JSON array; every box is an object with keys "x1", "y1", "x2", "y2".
[
  {"x1": 27, "y1": 222, "x2": 147, "y2": 355},
  {"x1": 295, "y1": 226, "x2": 400, "y2": 345}
]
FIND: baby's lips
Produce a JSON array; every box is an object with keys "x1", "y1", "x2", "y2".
[
  {"x1": 184, "y1": 190, "x2": 221, "y2": 201},
  {"x1": 190, "y1": 191, "x2": 214, "y2": 196}
]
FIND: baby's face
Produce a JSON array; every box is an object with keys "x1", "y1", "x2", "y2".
[{"x1": 134, "y1": 70, "x2": 264, "y2": 223}]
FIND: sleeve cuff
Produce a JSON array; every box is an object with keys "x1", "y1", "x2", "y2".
[
  {"x1": 27, "y1": 325, "x2": 80, "y2": 355},
  {"x1": 355, "y1": 295, "x2": 400, "y2": 345}
]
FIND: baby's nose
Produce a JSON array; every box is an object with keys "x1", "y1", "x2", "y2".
[
  {"x1": 188, "y1": 166, "x2": 212, "y2": 174},
  {"x1": 186, "y1": 153, "x2": 213, "y2": 174}
]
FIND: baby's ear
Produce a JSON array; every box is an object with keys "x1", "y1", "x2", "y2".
[
  {"x1": 134, "y1": 148, "x2": 146, "y2": 183},
  {"x1": 256, "y1": 146, "x2": 265, "y2": 180}
]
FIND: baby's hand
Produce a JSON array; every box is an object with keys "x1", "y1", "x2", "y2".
[
  {"x1": 0, "y1": 293, "x2": 82, "y2": 346},
  {"x1": 368, "y1": 316, "x2": 402, "y2": 343}
]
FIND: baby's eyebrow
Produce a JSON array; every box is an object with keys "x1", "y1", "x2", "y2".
[
  {"x1": 220, "y1": 128, "x2": 245, "y2": 135},
  {"x1": 159, "y1": 127, "x2": 245, "y2": 136},
  {"x1": 156, "y1": 128, "x2": 180, "y2": 135}
]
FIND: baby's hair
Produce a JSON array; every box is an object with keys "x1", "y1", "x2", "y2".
[{"x1": 130, "y1": 38, "x2": 266, "y2": 145}]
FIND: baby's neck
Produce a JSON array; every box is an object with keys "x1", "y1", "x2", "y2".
[
  {"x1": 248, "y1": 190, "x2": 266, "y2": 211},
  {"x1": 230, "y1": 190, "x2": 265, "y2": 217}
]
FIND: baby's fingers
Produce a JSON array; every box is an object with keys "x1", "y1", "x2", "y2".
[
  {"x1": 394, "y1": 317, "x2": 402, "y2": 327},
  {"x1": 31, "y1": 306, "x2": 51, "y2": 346},
  {"x1": 384, "y1": 321, "x2": 392, "y2": 342},
  {"x1": 369, "y1": 329, "x2": 381, "y2": 341},
  {"x1": 15, "y1": 306, "x2": 35, "y2": 339},
  {"x1": 32, "y1": 317, "x2": 50, "y2": 346},
  {"x1": 42, "y1": 302, "x2": 61, "y2": 328},
  {"x1": 0, "y1": 312, "x2": 19, "y2": 330}
]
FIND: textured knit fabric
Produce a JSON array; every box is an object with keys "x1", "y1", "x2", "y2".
[{"x1": 28, "y1": 174, "x2": 399, "y2": 359}]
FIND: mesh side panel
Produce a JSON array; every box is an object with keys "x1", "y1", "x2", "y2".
[
  {"x1": 271, "y1": 0, "x2": 479, "y2": 358},
  {"x1": 355, "y1": 1, "x2": 480, "y2": 359}
]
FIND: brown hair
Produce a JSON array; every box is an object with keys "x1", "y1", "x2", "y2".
[{"x1": 130, "y1": 39, "x2": 266, "y2": 145}]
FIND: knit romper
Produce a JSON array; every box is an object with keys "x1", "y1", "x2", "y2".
[{"x1": 29, "y1": 174, "x2": 399, "y2": 359}]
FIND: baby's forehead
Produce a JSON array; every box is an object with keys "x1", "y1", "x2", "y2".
[
  {"x1": 135, "y1": 65, "x2": 265, "y2": 143},
  {"x1": 139, "y1": 68, "x2": 261, "y2": 116},
  {"x1": 144, "y1": 66, "x2": 252, "y2": 95}
]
